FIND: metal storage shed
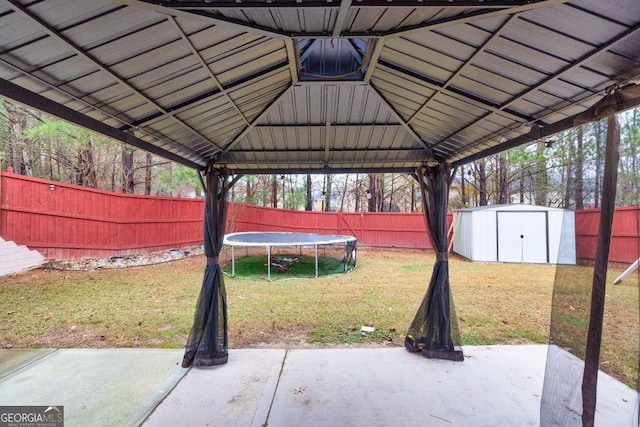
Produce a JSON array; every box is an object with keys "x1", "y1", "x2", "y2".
[{"x1": 452, "y1": 204, "x2": 576, "y2": 264}]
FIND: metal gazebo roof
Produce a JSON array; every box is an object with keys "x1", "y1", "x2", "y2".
[{"x1": 0, "y1": 0, "x2": 639, "y2": 172}]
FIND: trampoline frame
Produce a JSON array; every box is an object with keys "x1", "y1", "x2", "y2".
[{"x1": 223, "y1": 232, "x2": 358, "y2": 280}]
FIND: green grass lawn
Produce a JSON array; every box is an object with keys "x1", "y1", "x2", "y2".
[{"x1": 0, "y1": 248, "x2": 636, "y2": 386}]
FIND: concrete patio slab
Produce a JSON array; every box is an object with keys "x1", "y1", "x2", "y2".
[
  {"x1": 0, "y1": 349, "x2": 186, "y2": 427},
  {"x1": 0, "y1": 346, "x2": 636, "y2": 426},
  {"x1": 542, "y1": 345, "x2": 639, "y2": 426},
  {"x1": 268, "y1": 345, "x2": 546, "y2": 427},
  {"x1": 144, "y1": 349, "x2": 286, "y2": 427},
  {"x1": 0, "y1": 349, "x2": 54, "y2": 380}
]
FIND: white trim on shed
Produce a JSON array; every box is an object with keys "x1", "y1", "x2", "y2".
[{"x1": 452, "y1": 204, "x2": 576, "y2": 264}]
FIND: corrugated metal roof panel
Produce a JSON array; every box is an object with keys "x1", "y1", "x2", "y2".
[
  {"x1": 111, "y1": 43, "x2": 196, "y2": 84},
  {"x1": 175, "y1": 20, "x2": 245, "y2": 48},
  {"x1": 260, "y1": 85, "x2": 399, "y2": 125},
  {"x1": 231, "y1": 124, "x2": 422, "y2": 156},
  {"x1": 0, "y1": 1, "x2": 638, "y2": 171},
  {"x1": 500, "y1": 22, "x2": 595, "y2": 62},
  {"x1": 90, "y1": 24, "x2": 179, "y2": 67},
  {"x1": 451, "y1": 74, "x2": 514, "y2": 105},
  {"x1": 469, "y1": 52, "x2": 547, "y2": 87},
  {"x1": 347, "y1": 6, "x2": 480, "y2": 34},
  {"x1": 213, "y1": 5, "x2": 484, "y2": 35},
  {"x1": 484, "y1": 37, "x2": 569, "y2": 75},
  {"x1": 381, "y1": 45, "x2": 458, "y2": 82},
  {"x1": 370, "y1": 77, "x2": 430, "y2": 109},
  {"x1": 583, "y1": 51, "x2": 639, "y2": 77},
  {"x1": 527, "y1": 14, "x2": 618, "y2": 47},
  {"x1": 216, "y1": 7, "x2": 335, "y2": 34},
  {"x1": 396, "y1": 30, "x2": 477, "y2": 62}
]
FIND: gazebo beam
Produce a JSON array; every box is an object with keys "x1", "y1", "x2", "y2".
[{"x1": 0, "y1": 78, "x2": 205, "y2": 169}]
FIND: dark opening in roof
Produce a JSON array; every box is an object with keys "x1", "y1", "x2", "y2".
[{"x1": 298, "y1": 38, "x2": 369, "y2": 81}]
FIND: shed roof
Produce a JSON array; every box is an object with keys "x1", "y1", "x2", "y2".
[
  {"x1": 453, "y1": 203, "x2": 570, "y2": 212},
  {"x1": 1, "y1": 0, "x2": 639, "y2": 172}
]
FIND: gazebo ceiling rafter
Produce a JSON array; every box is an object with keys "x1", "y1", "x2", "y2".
[
  {"x1": 452, "y1": 80, "x2": 640, "y2": 166},
  {"x1": 6, "y1": 0, "x2": 225, "y2": 154},
  {"x1": 221, "y1": 86, "x2": 295, "y2": 154},
  {"x1": 167, "y1": 16, "x2": 251, "y2": 127},
  {"x1": 284, "y1": 38, "x2": 300, "y2": 84},
  {"x1": 332, "y1": 0, "x2": 353, "y2": 38},
  {"x1": 376, "y1": 59, "x2": 536, "y2": 124},
  {"x1": 121, "y1": 62, "x2": 291, "y2": 130},
  {"x1": 363, "y1": 38, "x2": 386, "y2": 84},
  {"x1": 384, "y1": 0, "x2": 569, "y2": 38},
  {"x1": 367, "y1": 84, "x2": 435, "y2": 157},
  {"x1": 431, "y1": 21, "x2": 640, "y2": 155},
  {"x1": 0, "y1": 58, "x2": 207, "y2": 167},
  {"x1": 131, "y1": 0, "x2": 568, "y2": 39},
  {"x1": 114, "y1": 0, "x2": 291, "y2": 39},
  {"x1": 0, "y1": 77, "x2": 205, "y2": 169},
  {"x1": 405, "y1": 14, "x2": 520, "y2": 126},
  {"x1": 156, "y1": 1, "x2": 542, "y2": 10}
]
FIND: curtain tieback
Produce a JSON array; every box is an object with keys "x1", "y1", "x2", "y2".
[
  {"x1": 207, "y1": 256, "x2": 219, "y2": 265},
  {"x1": 437, "y1": 252, "x2": 449, "y2": 261}
]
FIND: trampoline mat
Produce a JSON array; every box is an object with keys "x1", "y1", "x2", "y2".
[{"x1": 224, "y1": 232, "x2": 357, "y2": 247}]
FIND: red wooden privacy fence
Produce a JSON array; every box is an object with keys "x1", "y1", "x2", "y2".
[
  {"x1": 229, "y1": 203, "x2": 433, "y2": 249},
  {"x1": 0, "y1": 172, "x2": 434, "y2": 259},
  {"x1": 1, "y1": 171, "x2": 639, "y2": 265},
  {"x1": 575, "y1": 206, "x2": 640, "y2": 267},
  {"x1": 0, "y1": 172, "x2": 204, "y2": 259}
]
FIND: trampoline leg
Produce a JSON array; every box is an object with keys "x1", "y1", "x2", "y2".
[
  {"x1": 267, "y1": 245, "x2": 271, "y2": 281},
  {"x1": 344, "y1": 243, "x2": 347, "y2": 273},
  {"x1": 231, "y1": 246, "x2": 235, "y2": 277},
  {"x1": 355, "y1": 244, "x2": 358, "y2": 268},
  {"x1": 315, "y1": 244, "x2": 318, "y2": 278}
]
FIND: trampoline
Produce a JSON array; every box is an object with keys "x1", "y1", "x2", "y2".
[{"x1": 223, "y1": 232, "x2": 357, "y2": 280}]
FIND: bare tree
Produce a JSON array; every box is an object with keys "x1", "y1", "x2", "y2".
[
  {"x1": 324, "y1": 174, "x2": 332, "y2": 211},
  {"x1": 368, "y1": 173, "x2": 377, "y2": 212},
  {"x1": 574, "y1": 126, "x2": 584, "y2": 209},
  {"x1": 460, "y1": 165, "x2": 467, "y2": 207},
  {"x1": 594, "y1": 120, "x2": 603, "y2": 208},
  {"x1": 144, "y1": 152, "x2": 152, "y2": 195},
  {"x1": 477, "y1": 159, "x2": 488, "y2": 206},
  {"x1": 305, "y1": 174, "x2": 312, "y2": 211},
  {"x1": 271, "y1": 174, "x2": 278, "y2": 208},
  {"x1": 77, "y1": 136, "x2": 97, "y2": 187},
  {"x1": 562, "y1": 130, "x2": 573, "y2": 208},
  {"x1": 6, "y1": 101, "x2": 28, "y2": 174},
  {"x1": 534, "y1": 141, "x2": 547, "y2": 205},
  {"x1": 121, "y1": 147, "x2": 135, "y2": 193}
]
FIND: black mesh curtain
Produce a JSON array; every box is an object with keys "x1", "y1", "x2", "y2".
[
  {"x1": 541, "y1": 86, "x2": 640, "y2": 426},
  {"x1": 405, "y1": 163, "x2": 463, "y2": 361},
  {"x1": 182, "y1": 166, "x2": 230, "y2": 367}
]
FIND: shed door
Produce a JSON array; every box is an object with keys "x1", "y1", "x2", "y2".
[{"x1": 497, "y1": 211, "x2": 548, "y2": 263}]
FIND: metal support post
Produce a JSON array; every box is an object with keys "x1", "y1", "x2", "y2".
[
  {"x1": 231, "y1": 246, "x2": 235, "y2": 277},
  {"x1": 267, "y1": 245, "x2": 271, "y2": 281}
]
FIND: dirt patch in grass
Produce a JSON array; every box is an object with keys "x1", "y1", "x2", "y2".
[{"x1": 0, "y1": 248, "x2": 635, "y2": 386}]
